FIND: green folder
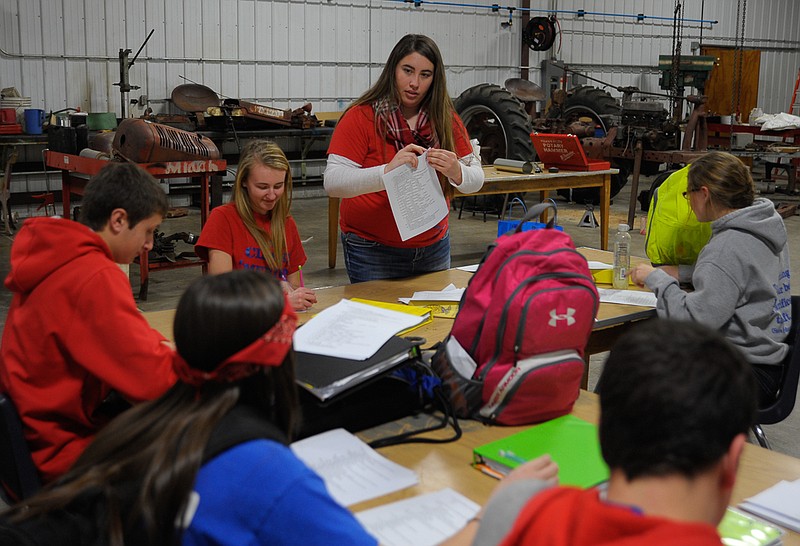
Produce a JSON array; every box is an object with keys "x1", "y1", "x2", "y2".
[{"x1": 473, "y1": 414, "x2": 609, "y2": 488}]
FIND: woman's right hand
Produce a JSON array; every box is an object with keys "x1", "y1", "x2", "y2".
[
  {"x1": 629, "y1": 263, "x2": 656, "y2": 287},
  {"x1": 384, "y1": 144, "x2": 427, "y2": 173}
]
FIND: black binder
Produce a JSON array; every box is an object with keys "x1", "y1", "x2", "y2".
[{"x1": 294, "y1": 336, "x2": 419, "y2": 403}]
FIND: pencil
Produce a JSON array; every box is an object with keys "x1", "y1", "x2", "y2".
[{"x1": 298, "y1": 265, "x2": 305, "y2": 287}]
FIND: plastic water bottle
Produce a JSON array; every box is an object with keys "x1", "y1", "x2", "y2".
[{"x1": 613, "y1": 224, "x2": 631, "y2": 289}]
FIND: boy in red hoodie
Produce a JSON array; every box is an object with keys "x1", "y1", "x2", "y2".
[
  {"x1": 0, "y1": 163, "x2": 177, "y2": 485},
  {"x1": 443, "y1": 319, "x2": 757, "y2": 546}
]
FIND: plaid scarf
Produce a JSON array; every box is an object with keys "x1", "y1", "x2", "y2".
[{"x1": 374, "y1": 98, "x2": 439, "y2": 152}]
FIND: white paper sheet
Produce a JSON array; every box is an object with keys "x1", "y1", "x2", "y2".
[
  {"x1": 293, "y1": 299, "x2": 426, "y2": 360},
  {"x1": 597, "y1": 288, "x2": 658, "y2": 308},
  {"x1": 740, "y1": 479, "x2": 800, "y2": 532},
  {"x1": 587, "y1": 261, "x2": 613, "y2": 270},
  {"x1": 291, "y1": 428, "x2": 418, "y2": 507},
  {"x1": 398, "y1": 284, "x2": 465, "y2": 304},
  {"x1": 457, "y1": 264, "x2": 480, "y2": 272},
  {"x1": 382, "y1": 149, "x2": 449, "y2": 241},
  {"x1": 356, "y1": 488, "x2": 480, "y2": 546}
]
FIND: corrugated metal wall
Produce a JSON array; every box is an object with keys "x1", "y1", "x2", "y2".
[
  {"x1": 1, "y1": 0, "x2": 799, "y2": 216},
  {"x1": 5, "y1": 0, "x2": 796, "y2": 115}
]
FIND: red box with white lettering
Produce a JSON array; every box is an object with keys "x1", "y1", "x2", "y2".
[{"x1": 530, "y1": 133, "x2": 611, "y2": 172}]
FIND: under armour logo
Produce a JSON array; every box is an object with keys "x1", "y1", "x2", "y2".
[{"x1": 548, "y1": 308, "x2": 576, "y2": 327}]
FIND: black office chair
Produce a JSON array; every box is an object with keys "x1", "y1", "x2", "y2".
[
  {"x1": 0, "y1": 393, "x2": 41, "y2": 504},
  {"x1": 752, "y1": 295, "x2": 800, "y2": 450}
]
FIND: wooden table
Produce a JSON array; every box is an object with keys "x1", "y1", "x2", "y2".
[
  {"x1": 327, "y1": 166, "x2": 616, "y2": 268},
  {"x1": 145, "y1": 251, "x2": 656, "y2": 388},
  {"x1": 143, "y1": 263, "x2": 800, "y2": 543},
  {"x1": 45, "y1": 151, "x2": 227, "y2": 300},
  {"x1": 351, "y1": 390, "x2": 800, "y2": 545}
]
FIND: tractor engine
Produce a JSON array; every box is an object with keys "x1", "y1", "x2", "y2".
[{"x1": 614, "y1": 101, "x2": 679, "y2": 151}]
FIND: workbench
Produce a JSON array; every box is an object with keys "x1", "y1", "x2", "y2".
[
  {"x1": 44, "y1": 151, "x2": 227, "y2": 300},
  {"x1": 327, "y1": 166, "x2": 616, "y2": 269},
  {"x1": 0, "y1": 134, "x2": 50, "y2": 235},
  {"x1": 707, "y1": 122, "x2": 800, "y2": 194}
]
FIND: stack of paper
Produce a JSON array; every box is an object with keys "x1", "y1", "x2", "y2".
[
  {"x1": 291, "y1": 429, "x2": 479, "y2": 546},
  {"x1": 740, "y1": 478, "x2": 800, "y2": 532},
  {"x1": 293, "y1": 299, "x2": 428, "y2": 360},
  {"x1": 291, "y1": 428, "x2": 418, "y2": 507},
  {"x1": 597, "y1": 288, "x2": 657, "y2": 308},
  {"x1": 355, "y1": 488, "x2": 480, "y2": 546},
  {"x1": 351, "y1": 298, "x2": 432, "y2": 335}
]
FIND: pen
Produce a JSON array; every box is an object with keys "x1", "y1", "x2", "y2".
[
  {"x1": 499, "y1": 449, "x2": 527, "y2": 464},
  {"x1": 298, "y1": 265, "x2": 305, "y2": 287},
  {"x1": 473, "y1": 463, "x2": 504, "y2": 480}
]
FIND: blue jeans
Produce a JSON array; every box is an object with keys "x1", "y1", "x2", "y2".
[{"x1": 341, "y1": 231, "x2": 451, "y2": 283}]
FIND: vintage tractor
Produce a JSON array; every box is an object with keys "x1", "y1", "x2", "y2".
[
  {"x1": 455, "y1": 82, "x2": 667, "y2": 203},
  {"x1": 454, "y1": 57, "x2": 714, "y2": 206}
]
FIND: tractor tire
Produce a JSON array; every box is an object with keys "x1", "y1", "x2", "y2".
[
  {"x1": 454, "y1": 84, "x2": 534, "y2": 164},
  {"x1": 563, "y1": 86, "x2": 620, "y2": 133},
  {"x1": 558, "y1": 86, "x2": 626, "y2": 204}
]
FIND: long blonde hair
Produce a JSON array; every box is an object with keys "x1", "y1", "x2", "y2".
[{"x1": 233, "y1": 140, "x2": 293, "y2": 271}]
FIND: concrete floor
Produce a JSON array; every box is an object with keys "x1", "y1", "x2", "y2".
[{"x1": 2, "y1": 163, "x2": 800, "y2": 458}]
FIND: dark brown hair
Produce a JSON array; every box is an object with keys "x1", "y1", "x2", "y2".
[
  {"x1": 350, "y1": 34, "x2": 468, "y2": 198},
  {"x1": 7, "y1": 271, "x2": 298, "y2": 545},
  {"x1": 79, "y1": 162, "x2": 168, "y2": 230}
]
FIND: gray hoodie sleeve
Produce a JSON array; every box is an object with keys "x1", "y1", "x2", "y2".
[
  {"x1": 471, "y1": 480, "x2": 552, "y2": 546},
  {"x1": 645, "y1": 261, "x2": 740, "y2": 329}
]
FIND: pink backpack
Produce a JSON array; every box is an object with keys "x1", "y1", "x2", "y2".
[{"x1": 432, "y1": 202, "x2": 599, "y2": 425}]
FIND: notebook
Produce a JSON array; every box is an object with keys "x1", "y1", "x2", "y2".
[
  {"x1": 473, "y1": 414, "x2": 609, "y2": 487},
  {"x1": 530, "y1": 132, "x2": 611, "y2": 171},
  {"x1": 294, "y1": 336, "x2": 419, "y2": 403}
]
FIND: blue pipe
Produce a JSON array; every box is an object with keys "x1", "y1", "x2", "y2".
[{"x1": 392, "y1": 0, "x2": 718, "y2": 25}]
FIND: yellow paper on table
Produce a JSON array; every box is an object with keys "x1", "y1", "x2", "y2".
[
  {"x1": 351, "y1": 298, "x2": 433, "y2": 335},
  {"x1": 410, "y1": 302, "x2": 460, "y2": 319},
  {"x1": 591, "y1": 269, "x2": 635, "y2": 286}
]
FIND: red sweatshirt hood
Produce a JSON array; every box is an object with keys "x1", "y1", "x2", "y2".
[
  {"x1": 499, "y1": 487, "x2": 722, "y2": 546},
  {"x1": 4, "y1": 217, "x2": 112, "y2": 295}
]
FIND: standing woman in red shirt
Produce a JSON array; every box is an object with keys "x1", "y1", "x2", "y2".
[
  {"x1": 325, "y1": 34, "x2": 484, "y2": 283},
  {"x1": 196, "y1": 139, "x2": 317, "y2": 310}
]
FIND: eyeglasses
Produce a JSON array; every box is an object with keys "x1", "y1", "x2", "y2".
[{"x1": 682, "y1": 188, "x2": 700, "y2": 199}]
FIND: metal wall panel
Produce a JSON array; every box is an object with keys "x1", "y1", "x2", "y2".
[{"x1": 1, "y1": 1, "x2": 798, "y2": 128}]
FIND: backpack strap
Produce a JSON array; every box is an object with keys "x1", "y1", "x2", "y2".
[
  {"x1": 513, "y1": 199, "x2": 558, "y2": 233},
  {"x1": 203, "y1": 405, "x2": 288, "y2": 464}
]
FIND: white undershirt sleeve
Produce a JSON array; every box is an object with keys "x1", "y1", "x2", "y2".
[
  {"x1": 325, "y1": 138, "x2": 485, "y2": 198},
  {"x1": 448, "y1": 138, "x2": 485, "y2": 194},
  {"x1": 323, "y1": 154, "x2": 386, "y2": 198}
]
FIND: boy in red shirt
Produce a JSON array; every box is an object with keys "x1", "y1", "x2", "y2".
[
  {"x1": 444, "y1": 319, "x2": 757, "y2": 546},
  {"x1": 1, "y1": 163, "x2": 177, "y2": 484}
]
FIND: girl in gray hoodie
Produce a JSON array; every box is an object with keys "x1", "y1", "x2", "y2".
[{"x1": 630, "y1": 152, "x2": 791, "y2": 401}]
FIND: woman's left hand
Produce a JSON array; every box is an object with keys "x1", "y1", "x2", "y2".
[{"x1": 427, "y1": 148, "x2": 462, "y2": 183}]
